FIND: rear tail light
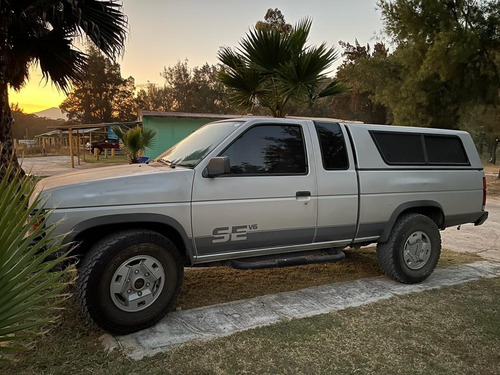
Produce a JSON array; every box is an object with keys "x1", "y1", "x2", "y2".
[{"x1": 483, "y1": 176, "x2": 487, "y2": 209}]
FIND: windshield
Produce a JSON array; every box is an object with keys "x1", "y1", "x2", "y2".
[{"x1": 157, "y1": 121, "x2": 243, "y2": 167}]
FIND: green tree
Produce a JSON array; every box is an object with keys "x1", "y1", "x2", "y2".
[
  {"x1": 0, "y1": 0, "x2": 127, "y2": 178},
  {"x1": 161, "y1": 60, "x2": 234, "y2": 114},
  {"x1": 60, "y1": 46, "x2": 137, "y2": 124},
  {"x1": 376, "y1": 0, "x2": 500, "y2": 129},
  {"x1": 218, "y1": 16, "x2": 345, "y2": 117},
  {"x1": 135, "y1": 61, "x2": 235, "y2": 115},
  {"x1": 255, "y1": 8, "x2": 292, "y2": 34},
  {"x1": 331, "y1": 40, "x2": 390, "y2": 124},
  {"x1": 136, "y1": 83, "x2": 173, "y2": 113},
  {"x1": 112, "y1": 125, "x2": 157, "y2": 164}
]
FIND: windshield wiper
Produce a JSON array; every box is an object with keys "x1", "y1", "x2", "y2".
[{"x1": 158, "y1": 159, "x2": 177, "y2": 168}]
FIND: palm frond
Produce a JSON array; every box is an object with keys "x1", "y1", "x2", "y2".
[
  {"x1": 112, "y1": 126, "x2": 157, "y2": 163},
  {"x1": 315, "y1": 79, "x2": 348, "y2": 99},
  {"x1": 217, "y1": 16, "x2": 342, "y2": 117},
  {"x1": 4, "y1": 0, "x2": 127, "y2": 91},
  {"x1": 0, "y1": 147, "x2": 70, "y2": 357}
]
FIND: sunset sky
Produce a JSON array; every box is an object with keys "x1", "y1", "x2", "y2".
[{"x1": 10, "y1": 0, "x2": 384, "y2": 114}]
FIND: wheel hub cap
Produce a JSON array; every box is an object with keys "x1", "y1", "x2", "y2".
[
  {"x1": 110, "y1": 255, "x2": 165, "y2": 312},
  {"x1": 403, "y1": 231, "x2": 431, "y2": 270}
]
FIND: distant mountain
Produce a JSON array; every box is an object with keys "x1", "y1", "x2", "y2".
[{"x1": 33, "y1": 107, "x2": 68, "y2": 120}]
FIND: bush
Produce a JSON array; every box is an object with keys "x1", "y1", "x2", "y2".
[{"x1": 0, "y1": 150, "x2": 69, "y2": 358}]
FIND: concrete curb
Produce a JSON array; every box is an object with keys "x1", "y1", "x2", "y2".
[{"x1": 104, "y1": 261, "x2": 500, "y2": 360}]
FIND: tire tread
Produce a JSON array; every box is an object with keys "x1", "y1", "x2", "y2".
[
  {"x1": 377, "y1": 213, "x2": 441, "y2": 284},
  {"x1": 76, "y1": 230, "x2": 183, "y2": 334}
]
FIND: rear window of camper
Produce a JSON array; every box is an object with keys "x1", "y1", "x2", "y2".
[{"x1": 370, "y1": 131, "x2": 469, "y2": 166}]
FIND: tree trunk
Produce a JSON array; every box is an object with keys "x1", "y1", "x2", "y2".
[
  {"x1": 490, "y1": 139, "x2": 498, "y2": 165},
  {"x1": 0, "y1": 9, "x2": 23, "y2": 181},
  {"x1": 0, "y1": 84, "x2": 24, "y2": 181}
]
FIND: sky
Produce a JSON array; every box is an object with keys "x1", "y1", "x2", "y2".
[{"x1": 10, "y1": 0, "x2": 385, "y2": 114}]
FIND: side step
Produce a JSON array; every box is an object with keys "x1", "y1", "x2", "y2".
[{"x1": 230, "y1": 250, "x2": 345, "y2": 270}]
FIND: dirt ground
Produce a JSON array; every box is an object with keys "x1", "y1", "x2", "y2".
[{"x1": 484, "y1": 165, "x2": 500, "y2": 197}]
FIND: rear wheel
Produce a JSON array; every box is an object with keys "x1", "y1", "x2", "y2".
[
  {"x1": 377, "y1": 213, "x2": 441, "y2": 284},
  {"x1": 76, "y1": 230, "x2": 183, "y2": 334}
]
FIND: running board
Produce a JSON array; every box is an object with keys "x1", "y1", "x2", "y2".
[{"x1": 230, "y1": 250, "x2": 345, "y2": 270}]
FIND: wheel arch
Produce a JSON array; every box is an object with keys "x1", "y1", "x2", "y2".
[
  {"x1": 66, "y1": 214, "x2": 194, "y2": 266},
  {"x1": 379, "y1": 201, "x2": 444, "y2": 243}
]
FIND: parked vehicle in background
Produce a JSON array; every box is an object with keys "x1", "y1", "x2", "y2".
[
  {"x1": 31, "y1": 117, "x2": 488, "y2": 334},
  {"x1": 90, "y1": 138, "x2": 119, "y2": 154}
]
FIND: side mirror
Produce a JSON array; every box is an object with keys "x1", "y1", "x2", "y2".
[{"x1": 203, "y1": 156, "x2": 230, "y2": 178}]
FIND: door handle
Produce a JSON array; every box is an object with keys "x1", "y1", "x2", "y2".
[{"x1": 296, "y1": 191, "x2": 311, "y2": 197}]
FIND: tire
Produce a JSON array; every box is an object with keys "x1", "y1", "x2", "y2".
[
  {"x1": 377, "y1": 213, "x2": 441, "y2": 284},
  {"x1": 76, "y1": 230, "x2": 183, "y2": 334}
]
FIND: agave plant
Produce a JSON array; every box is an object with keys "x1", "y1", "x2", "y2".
[
  {"x1": 0, "y1": 149, "x2": 69, "y2": 358},
  {"x1": 112, "y1": 125, "x2": 157, "y2": 164}
]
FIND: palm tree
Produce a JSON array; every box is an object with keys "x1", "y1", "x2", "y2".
[
  {"x1": 112, "y1": 125, "x2": 157, "y2": 164},
  {"x1": 218, "y1": 18, "x2": 346, "y2": 117},
  {"x1": 0, "y1": 0, "x2": 128, "y2": 178}
]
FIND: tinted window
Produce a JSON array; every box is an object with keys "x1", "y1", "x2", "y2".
[
  {"x1": 221, "y1": 125, "x2": 307, "y2": 175},
  {"x1": 314, "y1": 122, "x2": 349, "y2": 170},
  {"x1": 370, "y1": 131, "x2": 469, "y2": 166},
  {"x1": 425, "y1": 135, "x2": 468, "y2": 164},
  {"x1": 371, "y1": 132, "x2": 425, "y2": 164}
]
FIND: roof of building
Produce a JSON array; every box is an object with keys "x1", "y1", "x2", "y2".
[
  {"x1": 139, "y1": 111, "x2": 241, "y2": 120},
  {"x1": 48, "y1": 121, "x2": 141, "y2": 131}
]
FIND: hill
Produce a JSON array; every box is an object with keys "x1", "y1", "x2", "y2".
[
  {"x1": 12, "y1": 109, "x2": 66, "y2": 140},
  {"x1": 33, "y1": 107, "x2": 68, "y2": 120}
]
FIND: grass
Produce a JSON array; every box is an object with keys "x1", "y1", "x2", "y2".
[
  {"x1": 175, "y1": 247, "x2": 480, "y2": 310},
  {"x1": 82, "y1": 154, "x2": 129, "y2": 164},
  {"x1": 1, "y1": 271, "x2": 498, "y2": 374},
  {"x1": 0, "y1": 248, "x2": 487, "y2": 374}
]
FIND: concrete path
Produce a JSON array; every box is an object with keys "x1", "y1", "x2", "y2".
[
  {"x1": 103, "y1": 261, "x2": 500, "y2": 360},
  {"x1": 441, "y1": 197, "x2": 500, "y2": 262}
]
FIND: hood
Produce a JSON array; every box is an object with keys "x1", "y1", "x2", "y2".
[{"x1": 33, "y1": 163, "x2": 195, "y2": 209}]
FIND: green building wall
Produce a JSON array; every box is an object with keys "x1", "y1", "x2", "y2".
[{"x1": 141, "y1": 113, "x2": 235, "y2": 159}]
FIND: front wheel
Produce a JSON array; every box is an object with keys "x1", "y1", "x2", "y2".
[
  {"x1": 76, "y1": 230, "x2": 183, "y2": 334},
  {"x1": 377, "y1": 213, "x2": 441, "y2": 284}
]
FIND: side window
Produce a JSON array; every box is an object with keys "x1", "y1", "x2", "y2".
[
  {"x1": 425, "y1": 135, "x2": 468, "y2": 164},
  {"x1": 371, "y1": 132, "x2": 425, "y2": 164},
  {"x1": 314, "y1": 122, "x2": 349, "y2": 170},
  {"x1": 370, "y1": 131, "x2": 469, "y2": 166},
  {"x1": 221, "y1": 124, "x2": 307, "y2": 175}
]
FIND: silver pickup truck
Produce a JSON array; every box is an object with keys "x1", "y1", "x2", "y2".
[{"x1": 33, "y1": 117, "x2": 488, "y2": 333}]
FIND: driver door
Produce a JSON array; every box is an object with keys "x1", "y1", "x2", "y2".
[{"x1": 191, "y1": 122, "x2": 317, "y2": 258}]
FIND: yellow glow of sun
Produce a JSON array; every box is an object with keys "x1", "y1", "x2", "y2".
[{"x1": 8, "y1": 76, "x2": 67, "y2": 114}]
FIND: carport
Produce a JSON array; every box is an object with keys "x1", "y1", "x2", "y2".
[{"x1": 49, "y1": 121, "x2": 140, "y2": 168}]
